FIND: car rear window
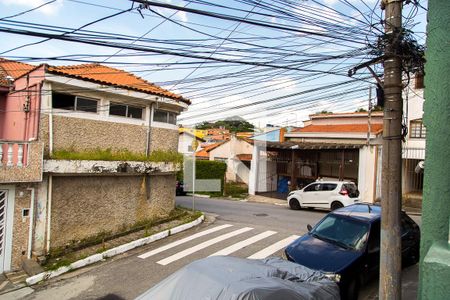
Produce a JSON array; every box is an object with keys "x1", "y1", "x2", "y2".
[{"x1": 342, "y1": 183, "x2": 360, "y2": 198}]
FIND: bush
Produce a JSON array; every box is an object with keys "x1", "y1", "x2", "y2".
[{"x1": 178, "y1": 160, "x2": 227, "y2": 196}]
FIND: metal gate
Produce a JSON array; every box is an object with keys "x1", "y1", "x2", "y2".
[{"x1": 0, "y1": 190, "x2": 7, "y2": 273}]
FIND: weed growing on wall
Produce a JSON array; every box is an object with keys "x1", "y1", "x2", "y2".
[{"x1": 51, "y1": 148, "x2": 183, "y2": 164}]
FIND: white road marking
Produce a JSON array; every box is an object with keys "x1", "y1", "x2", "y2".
[
  {"x1": 157, "y1": 227, "x2": 254, "y2": 265},
  {"x1": 209, "y1": 230, "x2": 277, "y2": 257},
  {"x1": 247, "y1": 235, "x2": 300, "y2": 259},
  {"x1": 138, "y1": 224, "x2": 233, "y2": 259}
]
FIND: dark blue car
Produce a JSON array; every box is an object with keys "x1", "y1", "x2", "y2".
[{"x1": 284, "y1": 203, "x2": 420, "y2": 300}]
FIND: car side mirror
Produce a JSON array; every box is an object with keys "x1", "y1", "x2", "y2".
[{"x1": 307, "y1": 224, "x2": 312, "y2": 232}]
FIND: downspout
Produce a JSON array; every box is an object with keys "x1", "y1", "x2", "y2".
[
  {"x1": 146, "y1": 102, "x2": 155, "y2": 156},
  {"x1": 26, "y1": 187, "x2": 35, "y2": 259},
  {"x1": 46, "y1": 175, "x2": 52, "y2": 254}
]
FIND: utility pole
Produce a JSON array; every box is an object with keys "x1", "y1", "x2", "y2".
[{"x1": 379, "y1": 0, "x2": 403, "y2": 299}]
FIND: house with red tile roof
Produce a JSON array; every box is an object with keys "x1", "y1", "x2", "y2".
[
  {"x1": 248, "y1": 112, "x2": 384, "y2": 203},
  {"x1": 0, "y1": 58, "x2": 188, "y2": 272}
]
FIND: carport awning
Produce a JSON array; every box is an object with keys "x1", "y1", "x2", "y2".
[{"x1": 251, "y1": 140, "x2": 365, "y2": 150}]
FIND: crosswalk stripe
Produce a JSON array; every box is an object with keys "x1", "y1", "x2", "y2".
[
  {"x1": 138, "y1": 224, "x2": 233, "y2": 259},
  {"x1": 247, "y1": 235, "x2": 300, "y2": 259},
  {"x1": 157, "y1": 227, "x2": 254, "y2": 265},
  {"x1": 209, "y1": 230, "x2": 277, "y2": 257}
]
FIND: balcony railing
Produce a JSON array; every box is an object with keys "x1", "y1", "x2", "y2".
[
  {"x1": 0, "y1": 141, "x2": 29, "y2": 167},
  {"x1": 0, "y1": 140, "x2": 43, "y2": 183}
]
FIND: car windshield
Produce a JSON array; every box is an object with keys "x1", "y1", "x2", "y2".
[{"x1": 311, "y1": 214, "x2": 369, "y2": 251}]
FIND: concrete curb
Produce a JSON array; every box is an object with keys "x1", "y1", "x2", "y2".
[
  {"x1": 187, "y1": 193, "x2": 211, "y2": 198},
  {"x1": 26, "y1": 214, "x2": 205, "y2": 286}
]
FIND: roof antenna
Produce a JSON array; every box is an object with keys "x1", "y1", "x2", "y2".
[{"x1": 367, "y1": 204, "x2": 372, "y2": 213}]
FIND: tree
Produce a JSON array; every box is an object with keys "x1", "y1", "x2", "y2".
[{"x1": 195, "y1": 118, "x2": 255, "y2": 132}]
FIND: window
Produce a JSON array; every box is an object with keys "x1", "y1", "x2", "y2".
[
  {"x1": 304, "y1": 183, "x2": 320, "y2": 192},
  {"x1": 415, "y1": 73, "x2": 424, "y2": 89},
  {"x1": 410, "y1": 120, "x2": 426, "y2": 138},
  {"x1": 52, "y1": 92, "x2": 98, "y2": 113},
  {"x1": 153, "y1": 109, "x2": 177, "y2": 125},
  {"x1": 321, "y1": 183, "x2": 337, "y2": 191},
  {"x1": 109, "y1": 102, "x2": 143, "y2": 119}
]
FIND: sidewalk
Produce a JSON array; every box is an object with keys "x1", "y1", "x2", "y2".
[{"x1": 246, "y1": 194, "x2": 422, "y2": 216}]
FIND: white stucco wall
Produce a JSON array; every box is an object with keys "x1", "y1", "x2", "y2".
[
  {"x1": 209, "y1": 137, "x2": 253, "y2": 184},
  {"x1": 178, "y1": 133, "x2": 194, "y2": 154}
]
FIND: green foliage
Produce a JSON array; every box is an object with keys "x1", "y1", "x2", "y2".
[
  {"x1": 355, "y1": 108, "x2": 367, "y2": 112},
  {"x1": 372, "y1": 105, "x2": 383, "y2": 112},
  {"x1": 51, "y1": 148, "x2": 183, "y2": 164},
  {"x1": 224, "y1": 182, "x2": 248, "y2": 199},
  {"x1": 179, "y1": 160, "x2": 227, "y2": 196},
  {"x1": 316, "y1": 110, "x2": 333, "y2": 114},
  {"x1": 196, "y1": 118, "x2": 255, "y2": 133}
]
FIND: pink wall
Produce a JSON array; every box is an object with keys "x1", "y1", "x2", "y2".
[{"x1": 0, "y1": 66, "x2": 44, "y2": 141}]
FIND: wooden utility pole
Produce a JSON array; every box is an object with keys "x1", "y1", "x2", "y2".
[{"x1": 379, "y1": 0, "x2": 403, "y2": 299}]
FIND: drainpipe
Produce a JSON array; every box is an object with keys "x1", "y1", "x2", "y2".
[
  {"x1": 146, "y1": 102, "x2": 155, "y2": 156},
  {"x1": 46, "y1": 175, "x2": 52, "y2": 254},
  {"x1": 26, "y1": 187, "x2": 35, "y2": 259},
  {"x1": 49, "y1": 111, "x2": 53, "y2": 156}
]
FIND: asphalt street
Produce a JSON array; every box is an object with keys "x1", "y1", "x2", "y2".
[{"x1": 2, "y1": 196, "x2": 421, "y2": 300}]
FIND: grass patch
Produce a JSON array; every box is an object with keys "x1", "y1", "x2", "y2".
[{"x1": 50, "y1": 148, "x2": 183, "y2": 164}]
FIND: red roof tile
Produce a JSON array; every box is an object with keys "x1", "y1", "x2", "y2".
[
  {"x1": 292, "y1": 124, "x2": 383, "y2": 134},
  {"x1": 236, "y1": 154, "x2": 252, "y2": 161},
  {"x1": 47, "y1": 63, "x2": 190, "y2": 104},
  {"x1": 0, "y1": 58, "x2": 35, "y2": 86},
  {"x1": 195, "y1": 142, "x2": 225, "y2": 158}
]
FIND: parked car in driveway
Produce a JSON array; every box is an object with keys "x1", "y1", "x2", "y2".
[
  {"x1": 284, "y1": 203, "x2": 421, "y2": 300},
  {"x1": 287, "y1": 181, "x2": 360, "y2": 211}
]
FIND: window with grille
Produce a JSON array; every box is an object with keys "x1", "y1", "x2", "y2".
[
  {"x1": 52, "y1": 92, "x2": 98, "y2": 113},
  {"x1": 109, "y1": 102, "x2": 143, "y2": 119},
  {"x1": 410, "y1": 120, "x2": 426, "y2": 138},
  {"x1": 153, "y1": 109, "x2": 177, "y2": 125}
]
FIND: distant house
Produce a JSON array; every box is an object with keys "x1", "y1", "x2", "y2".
[
  {"x1": 249, "y1": 112, "x2": 383, "y2": 202},
  {"x1": 402, "y1": 74, "x2": 425, "y2": 207},
  {"x1": 0, "y1": 58, "x2": 189, "y2": 272},
  {"x1": 178, "y1": 131, "x2": 205, "y2": 154},
  {"x1": 208, "y1": 136, "x2": 253, "y2": 184}
]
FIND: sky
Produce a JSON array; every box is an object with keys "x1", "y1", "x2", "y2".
[{"x1": 0, "y1": 0, "x2": 428, "y2": 128}]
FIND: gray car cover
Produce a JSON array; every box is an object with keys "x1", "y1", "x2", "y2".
[{"x1": 136, "y1": 256, "x2": 340, "y2": 300}]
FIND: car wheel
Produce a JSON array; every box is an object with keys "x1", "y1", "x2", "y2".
[
  {"x1": 331, "y1": 201, "x2": 344, "y2": 210},
  {"x1": 345, "y1": 278, "x2": 360, "y2": 300},
  {"x1": 289, "y1": 199, "x2": 301, "y2": 210}
]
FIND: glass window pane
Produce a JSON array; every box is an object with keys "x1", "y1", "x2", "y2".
[
  {"x1": 52, "y1": 92, "x2": 75, "y2": 110},
  {"x1": 110, "y1": 103, "x2": 127, "y2": 116},
  {"x1": 127, "y1": 106, "x2": 143, "y2": 119},
  {"x1": 168, "y1": 112, "x2": 177, "y2": 124},
  {"x1": 154, "y1": 110, "x2": 168, "y2": 122},
  {"x1": 76, "y1": 97, "x2": 98, "y2": 113}
]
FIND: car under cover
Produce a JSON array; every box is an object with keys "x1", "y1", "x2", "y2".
[{"x1": 136, "y1": 256, "x2": 340, "y2": 300}]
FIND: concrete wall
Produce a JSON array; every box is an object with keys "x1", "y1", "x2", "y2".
[
  {"x1": 49, "y1": 174, "x2": 176, "y2": 250},
  {"x1": 48, "y1": 114, "x2": 148, "y2": 154},
  {"x1": 0, "y1": 67, "x2": 45, "y2": 141},
  {"x1": 150, "y1": 127, "x2": 179, "y2": 152},
  {"x1": 419, "y1": 0, "x2": 450, "y2": 298}
]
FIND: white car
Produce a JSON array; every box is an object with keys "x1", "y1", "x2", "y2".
[{"x1": 287, "y1": 181, "x2": 360, "y2": 211}]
